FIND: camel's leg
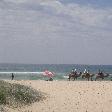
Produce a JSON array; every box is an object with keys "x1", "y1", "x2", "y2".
[
  {"x1": 76, "y1": 77, "x2": 77, "y2": 80},
  {"x1": 68, "y1": 76, "x2": 70, "y2": 81},
  {"x1": 95, "y1": 77, "x2": 97, "y2": 81},
  {"x1": 91, "y1": 77, "x2": 93, "y2": 81},
  {"x1": 74, "y1": 76, "x2": 77, "y2": 80},
  {"x1": 102, "y1": 77, "x2": 104, "y2": 80}
]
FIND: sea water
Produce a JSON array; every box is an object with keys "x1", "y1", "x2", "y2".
[{"x1": 0, "y1": 63, "x2": 112, "y2": 81}]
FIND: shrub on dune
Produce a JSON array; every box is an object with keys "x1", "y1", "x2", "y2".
[{"x1": 0, "y1": 80, "x2": 45, "y2": 108}]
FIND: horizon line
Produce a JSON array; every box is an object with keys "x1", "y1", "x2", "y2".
[{"x1": 0, "y1": 63, "x2": 112, "y2": 66}]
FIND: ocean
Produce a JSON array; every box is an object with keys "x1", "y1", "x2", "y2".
[{"x1": 0, "y1": 63, "x2": 112, "y2": 81}]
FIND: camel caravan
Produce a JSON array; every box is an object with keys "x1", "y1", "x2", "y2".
[{"x1": 68, "y1": 69, "x2": 110, "y2": 81}]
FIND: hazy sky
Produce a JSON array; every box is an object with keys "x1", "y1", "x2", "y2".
[{"x1": 0, "y1": 0, "x2": 112, "y2": 64}]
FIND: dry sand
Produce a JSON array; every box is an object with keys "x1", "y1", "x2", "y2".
[{"x1": 6, "y1": 80, "x2": 112, "y2": 112}]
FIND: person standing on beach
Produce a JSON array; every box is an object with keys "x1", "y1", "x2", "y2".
[{"x1": 11, "y1": 73, "x2": 14, "y2": 80}]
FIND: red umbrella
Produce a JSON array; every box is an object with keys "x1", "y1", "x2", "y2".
[{"x1": 43, "y1": 70, "x2": 54, "y2": 78}]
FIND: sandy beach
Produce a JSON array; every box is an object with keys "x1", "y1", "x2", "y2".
[{"x1": 5, "y1": 80, "x2": 112, "y2": 112}]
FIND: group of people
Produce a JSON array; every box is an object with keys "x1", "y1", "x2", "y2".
[
  {"x1": 71, "y1": 68, "x2": 89, "y2": 74},
  {"x1": 10, "y1": 69, "x2": 107, "y2": 81},
  {"x1": 71, "y1": 68, "x2": 104, "y2": 76}
]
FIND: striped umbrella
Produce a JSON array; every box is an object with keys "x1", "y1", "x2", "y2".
[{"x1": 43, "y1": 70, "x2": 54, "y2": 78}]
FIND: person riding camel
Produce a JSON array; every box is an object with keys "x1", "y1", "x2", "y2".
[
  {"x1": 84, "y1": 69, "x2": 87, "y2": 74},
  {"x1": 71, "y1": 68, "x2": 75, "y2": 74},
  {"x1": 98, "y1": 69, "x2": 101, "y2": 75},
  {"x1": 98, "y1": 69, "x2": 104, "y2": 77},
  {"x1": 74, "y1": 69, "x2": 77, "y2": 75},
  {"x1": 71, "y1": 68, "x2": 77, "y2": 75}
]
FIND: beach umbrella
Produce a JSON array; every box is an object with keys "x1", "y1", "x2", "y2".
[{"x1": 43, "y1": 70, "x2": 54, "y2": 78}]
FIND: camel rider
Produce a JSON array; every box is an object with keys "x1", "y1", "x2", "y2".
[
  {"x1": 71, "y1": 68, "x2": 75, "y2": 74},
  {"x1": 98, "y1": 69, "x2": 101, "y2": 73},
  {"x1": 71, "y1": 68, "x2": 77, "y2": 74},
  {"x1": 87, "y1": 70, "x2": 89, "y2": 73},
  {"x1": 84, "y1": 69, "x2": 87, "y2": 74},
  {"x1": 100, "y1": 71, "x2": 104, "y2": 77},
  {"x1": 74, "y1": 69, "x2": 77, "y2": 75},
  {"x1": 98, "y1": 69, "x2": 101, "y2": 76},
  {"x1": 98, "y1": 70, "x2": 103, "y2": 76}
]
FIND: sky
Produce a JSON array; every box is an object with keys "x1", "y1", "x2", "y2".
[{"x1": 0, "y1": 0, "x2": 112, "y2": 65}]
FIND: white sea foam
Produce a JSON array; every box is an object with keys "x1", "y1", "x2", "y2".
[{"x1": 0, "y1": 72, "x2": 44, "y2": 74}]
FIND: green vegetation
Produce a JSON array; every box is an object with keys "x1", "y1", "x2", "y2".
[{"x1": 0, "y1": 80, "x2": 45, "y2": 108}]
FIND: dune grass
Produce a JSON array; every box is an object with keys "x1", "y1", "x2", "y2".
[{"x1": 0, "y1": 80, "x2": 45, "y2": 108}]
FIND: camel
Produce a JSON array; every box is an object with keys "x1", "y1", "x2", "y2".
[
  {"x1": 95, "y1": 73, "x2": 109, "y2": 81},
  {"x1": 81, "y1": 73, "x2": 94, "y2": 81},
  {"x1": 68, "y1": 72, "x2": 82, "y2": 81}
]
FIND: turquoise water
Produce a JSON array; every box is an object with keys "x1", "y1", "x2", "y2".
[{"x1": 0, "y1": 63, "x2": 112, "y2": 81}]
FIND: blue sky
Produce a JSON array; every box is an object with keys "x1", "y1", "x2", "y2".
[{"x1": 0, "y1": 0, "x2": 112, "y2": 64}]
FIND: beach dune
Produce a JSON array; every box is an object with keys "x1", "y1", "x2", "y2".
[{"x1": 6, "y1": 80, "x2": 112, "y2": 112}]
